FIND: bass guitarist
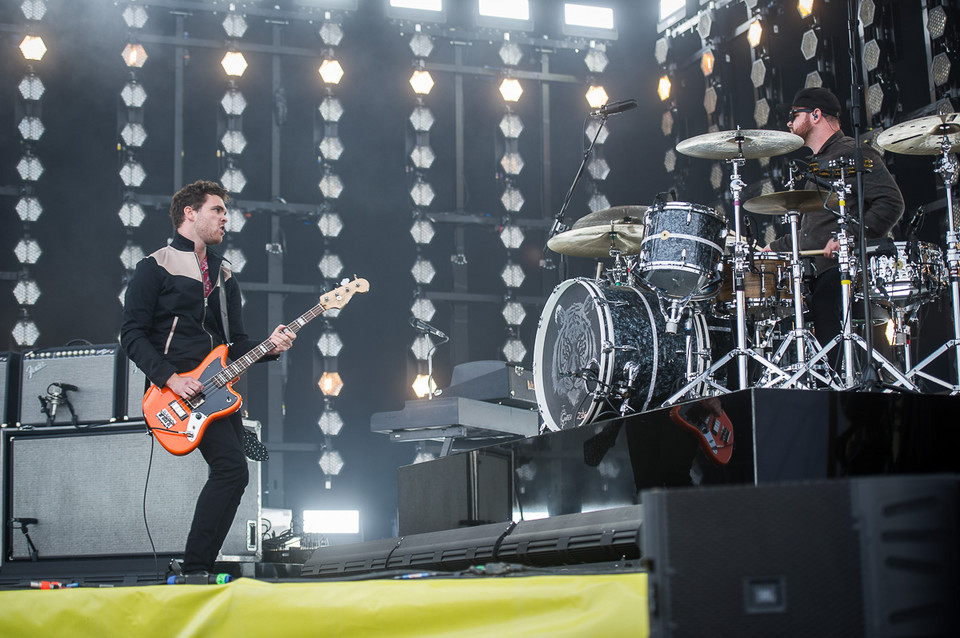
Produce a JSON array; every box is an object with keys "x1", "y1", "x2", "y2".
[{"x1": 121, "y1": 179, "x2": 295, "y2": 578}]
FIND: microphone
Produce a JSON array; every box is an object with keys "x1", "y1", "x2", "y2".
[
  {"x1": 12, "y1": 518, "x2": 38, "y2": 525},
  {"x1": 590, "y1": 98, "x2": 638, "y2": 117},
  {"x1": 409, "y1": 317, "x2": 447, "y2": 340}
]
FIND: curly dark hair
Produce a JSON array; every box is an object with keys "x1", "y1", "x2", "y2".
[{"x1": 169, "y1": 180, "x2": 229, "y2": 229}]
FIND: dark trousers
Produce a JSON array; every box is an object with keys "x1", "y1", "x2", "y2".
[
  {"x1": 809, "y1": 267, "x2": 843, "y2": 369},
  {"x1": 182, "y1": 412, "x2": 249, "y2": 573}
]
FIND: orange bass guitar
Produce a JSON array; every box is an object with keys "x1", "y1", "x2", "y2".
[{"x1": 142, "y1": 278, "x2": 369, "y2": 455}]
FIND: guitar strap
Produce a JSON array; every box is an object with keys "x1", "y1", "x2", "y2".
[{"x1": 218, "y1": 267, "x2": 231, "y2": 344}]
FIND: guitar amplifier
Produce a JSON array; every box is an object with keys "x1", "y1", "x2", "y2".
[
  {"x1": 0, "y1": 352, "x2": 20, "y2": 427},
  {"x1": 18, "y1": 345, "x2": 120, "y2": 427},
  {"x1": 6, "y1": 421, "x2": 261, "y2": 561}
]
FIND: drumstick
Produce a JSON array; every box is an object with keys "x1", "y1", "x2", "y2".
[{"x1": 754, "y1": 249, "x2": 824, "y2": 257}]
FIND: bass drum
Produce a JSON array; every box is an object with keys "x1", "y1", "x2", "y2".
[{"x1": 533, "y1": 278, "x2": 706, "y2": 432}]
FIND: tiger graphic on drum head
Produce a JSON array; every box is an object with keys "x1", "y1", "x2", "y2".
[
  {"x1": 534, "y1": 278, "x2": 704, "y2": 431},
  {"x1": 551, "y1": 300, "x2": 598, "y2": 408}
]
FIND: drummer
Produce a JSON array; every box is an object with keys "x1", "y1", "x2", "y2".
[{"x1": 761, "y1": 87, "x2": 904, "y2": 354}]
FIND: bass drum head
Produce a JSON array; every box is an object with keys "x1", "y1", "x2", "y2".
[
  {"x1": 533, "y1": 278, "x2": 690, "y2": 432},
  {"x1": 533, "y1": 279, "x2": 610, "y2": 432}
]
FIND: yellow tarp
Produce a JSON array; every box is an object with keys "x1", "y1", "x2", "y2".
[{"x1": 0, "y1": 572, "x2": 648, "y2": 637}]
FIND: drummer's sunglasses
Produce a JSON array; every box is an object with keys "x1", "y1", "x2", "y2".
[{"x1": 788, "y1": 108, "x2": 815, "y2": 121}]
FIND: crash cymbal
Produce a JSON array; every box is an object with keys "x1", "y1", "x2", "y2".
[
  {"x1": 875, "y1": 113, "x2": 960, "y2": 155},
  {"x1": 547, "y1": 223, "x2": 645, "y2": 258},
  {"x1": 572, "y1": 205, "x2": 647, "y2": 229},
  {"x1": 743, "y1": 189, "x2": 839, "y2": 215},
  {"x1": 676, "y1": 129, "x2": 805, "y2": 160}
]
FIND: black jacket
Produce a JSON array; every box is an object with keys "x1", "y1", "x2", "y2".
[
  {"x1": 121, "y1": 232, "x2": 263, "y2": 388},
  {"x1": 768, "y1": 130, "x2": 904, "y2": 274}
]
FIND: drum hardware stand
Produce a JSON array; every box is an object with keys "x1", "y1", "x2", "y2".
[
  {"x1": 655, "y1": 292, "x2": 695, "y2": 334},
  {"x1": 905, "y1": 134, "x2": 960, "y2": 393},
  {"x1": 843, "y1": 0, "x2": 886, "y2": 391},
  {"x1": 761, "y1": 204, "x2": 838, "y2": 389},
  {"x1": 669, "y1": 126, "x2": 808, "y2": 400},
  {"x1": 782, "y1": 173, "x2": 919, "y2": 392},
  {"x1": 604, "y1": 248, "x2": 632, "y2": 286},
  {"x1": 663, "y1": 142, "x2": 795, "y2": 405}
]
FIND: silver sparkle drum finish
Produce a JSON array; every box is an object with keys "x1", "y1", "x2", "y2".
[
  {"x1": 533, "y1": 278, "x2": 703, "y2": 432},
  {"x1": 637, "y1": 202, "x2": 727, "y2": 299},
  {"x1": 862, "y1": 241, "x2": 947, "y2": 308}
]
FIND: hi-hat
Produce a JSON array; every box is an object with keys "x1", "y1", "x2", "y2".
[
  {"x1": 743, "y1": 189, "x2": 839, "y2": 215},
  {"x1": 676, "y1": 129, "x2": 804, "y2": 160},
  {"x1": 572, "y1": 205, "x2": 647, "y2": 229},
  {"x1": 547, "y1": 223, "x2": 645, "y2": 258},
  {"x1": 875, "y1": 113, "x2": 960, "y2": 155}
]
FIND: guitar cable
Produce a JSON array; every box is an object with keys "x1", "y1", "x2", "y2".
[{"x1": 141, "y1": 430, "x2": 162, "y2": 583}]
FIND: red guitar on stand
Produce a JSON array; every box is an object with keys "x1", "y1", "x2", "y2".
[{"x1": 143, "y1": 277, "x2": 369, "y2": 456}]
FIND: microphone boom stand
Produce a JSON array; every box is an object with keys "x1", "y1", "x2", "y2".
[
  {"x1": 847, "y1": 0, "x2": 882, "y2": 390},
  {"x1": 545, "y1": 113, "x2": 610, "y2": 282}
]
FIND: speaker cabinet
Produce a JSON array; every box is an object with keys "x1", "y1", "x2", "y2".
[
  {"x1": 5, "y1": 423, "x2": 261, "y2": 562},
  {"x1": 641, "y1": 475, "x2": 960, "y2": 638},
  {"x1": 398, "y1": 449, "x2": 512, "y2": 536},
  {"x1": 19, "y1": 345, "x2": 120, "y2": 427},
  {"x1": 0, "y1": 353, "x2": 19, "y2": 427}
]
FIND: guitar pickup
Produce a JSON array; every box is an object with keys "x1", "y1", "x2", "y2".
[
  {"x1": 711, "y1": 417, "x2": 723, "y2": 435},
  {"x1": 168, "y1": 401, "x2": 189, "y2": 420},
  {"x1": 156, "y1": 410, "x2": 176, "y2": 429}
]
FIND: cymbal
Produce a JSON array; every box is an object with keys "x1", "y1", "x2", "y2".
[
  {"x1": 676, "y1": 129, "x2": 805, "y2": 160},
  {"x1": 547, "y1": 224, "x2": 645, "y2": 258},
  {"x1": 875, "y1": 113, "x2": 960, "y2": 155},
  {"x1": 743, "y1": 189, "x2": 839, "y2": 215},
  {"x1": 572, "y1": 205, "x2": 647, "y2": 229}
]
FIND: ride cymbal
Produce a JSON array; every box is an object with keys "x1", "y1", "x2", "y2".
[
  {"x1": 743, "y1": 189, "x2": 839, "y2": 215},
  {"x1": 676, "y1": 129, "x2": 804, "y2": 159},
  {"x1": 547, "y1": 223, "x2": 645, "y2": 258}
]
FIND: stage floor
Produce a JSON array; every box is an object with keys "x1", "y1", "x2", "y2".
[{"x1": 0, "y1": 568, "x2": 649, "y2": 638}]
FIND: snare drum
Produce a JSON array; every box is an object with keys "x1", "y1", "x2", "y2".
[
  {"x1": 716, "y1": 254, "x2": 795, "y2": 317},
  {"x1": 863, "y1": 240, "x2": 947, "y2": 308},
  {"x1": 638, "y1": 202, "x2": 726, "y2": 299},
  {"x1": 533, "y1": 278, "x2": 707, "y2": 431}
]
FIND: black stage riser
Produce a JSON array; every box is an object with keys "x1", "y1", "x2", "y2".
[
  {"x1": 642, "y1": 475, "x2": 960, "y2": 638},
  {"x1": 2, "y1": 424, "x2": 260, "y2": 565},
  {"x1": 397, "y1": 388, "x2": 960, "y2": 535}
]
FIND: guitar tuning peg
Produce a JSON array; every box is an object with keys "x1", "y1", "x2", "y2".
[{"x1": 340, "y1": 277, "x2": 350, "y2": 286}]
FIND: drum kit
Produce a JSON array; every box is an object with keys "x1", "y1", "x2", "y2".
[{"x1": 532, "y1": 114, "x2": 960, "y2": 432}]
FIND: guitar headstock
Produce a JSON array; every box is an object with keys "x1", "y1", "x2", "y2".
[{"x1": 319, "y1": 277, "x2": 370, "y2": 310}]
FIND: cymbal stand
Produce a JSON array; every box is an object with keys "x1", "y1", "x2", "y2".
[
  {"x1": 782, "y1": 175, "x2": 918, "y2": 391},
  {"x1": 906, "y1": 135, "x2": 960, "y2": 392},
  {"x1": 763, "y1": 206, "x2": 838, "y2": 388},
  {"x1": 662, "y1": 138, "x2": 792, "y2": 405}
]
